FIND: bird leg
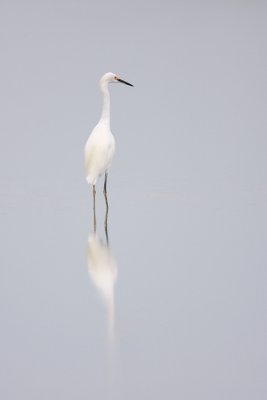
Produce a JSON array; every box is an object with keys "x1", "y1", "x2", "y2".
[
  {"x1": 103, "y1": 172, "x2": 109, "y2": 228},
  {"x1": 93, "y1": 185, "x2": 96, "y2": 232},
  {"x1": 105, "y1": 220, "x2": 109, "y2": 247}
]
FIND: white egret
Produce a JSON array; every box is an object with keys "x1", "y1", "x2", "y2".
[{"x1": 85, "y1": 72, "x2": 133, "y2": 227}]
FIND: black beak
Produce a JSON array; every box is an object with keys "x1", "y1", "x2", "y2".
[{"x1": 117, "y1": 78, "x2": 134, "y2": 87}]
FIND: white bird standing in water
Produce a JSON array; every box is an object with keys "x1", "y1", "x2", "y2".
[{"x1": 85, "y1": 72, "x2": 133, "y2": 228}]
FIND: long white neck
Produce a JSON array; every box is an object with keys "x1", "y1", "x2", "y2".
[{"x1": 100, "y1": 82, "x2": 110, "y2": 126}]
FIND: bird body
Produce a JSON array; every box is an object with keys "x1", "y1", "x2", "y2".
[
  {"x1": 85, "y1": 72, "x2": 133, "y2": 228},
  {"x1": 85, "y1": 121, "x2": 115, "y2": 185}
]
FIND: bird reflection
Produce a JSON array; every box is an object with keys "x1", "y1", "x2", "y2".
[{"x1": 87, "y1": 219, "x2": 118, "y2": 343}]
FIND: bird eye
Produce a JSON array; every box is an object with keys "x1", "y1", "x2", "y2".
[{"x1": 114, "y1": 76, "x2": 118, "y2": 80}]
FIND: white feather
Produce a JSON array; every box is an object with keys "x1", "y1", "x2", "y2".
[{"x1": 85, "y1": 122, "x2": 115, "y2": 185}]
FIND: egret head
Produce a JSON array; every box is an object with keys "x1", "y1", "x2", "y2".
[{"x1": 100, "y1": 72, "x2": 134, "y2": 87}]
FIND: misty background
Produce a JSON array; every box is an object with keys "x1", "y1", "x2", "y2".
[{"x1": 0, "y1": 1, "x2": 266, "y2": 399}]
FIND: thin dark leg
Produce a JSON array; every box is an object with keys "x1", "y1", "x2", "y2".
[
  {"x1": 93, "y1": 185, "x2": 96, "y2": 233},
  {"x1": 104, "y1": 218, "x2": 109, "y2": 247},
  {"x1": 103, "y1": 172, "x2": 109, "y2": 228}
]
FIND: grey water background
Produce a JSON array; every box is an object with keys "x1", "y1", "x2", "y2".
[{"x1": 0, "y1": 1, "x2": 266, "y2": 399}]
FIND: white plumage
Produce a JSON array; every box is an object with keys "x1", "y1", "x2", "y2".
[
  {"x1": 85, "y1": 71, "x2": 133, "y2": 186},
  {"x1": 85, "y1": 121, "x2": 115, "y2": 185},
  {"x1": 85, "y1": 72, "x2": 133, "y2": 228}
]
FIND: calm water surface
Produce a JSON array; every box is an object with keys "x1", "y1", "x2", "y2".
[{"x1": 1, "y1": 175, "x2": 266, "y2": 399}]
